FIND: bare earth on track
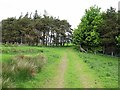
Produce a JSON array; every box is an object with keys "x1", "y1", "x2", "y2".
[{"x1": 43, "y1": 53, "x2": 67, "y2": 88}]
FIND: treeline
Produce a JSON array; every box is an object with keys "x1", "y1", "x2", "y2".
[
  {"x1": 73, "y1": 6, "x2": 120, "y2": 56},
  {"x1": 2, "y1": 10, "x2": 72, "y2": 46}
]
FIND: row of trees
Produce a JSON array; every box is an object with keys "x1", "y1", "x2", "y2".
[
  {"x1": 1, "y1": 6, "x2": 120, "y2": 56},
  {"x1": 73, "y1": 6, "x2": 120, "y2": 56},
  {"x1": 2, "y1": 10, "x2": 72, "y2": 46}
]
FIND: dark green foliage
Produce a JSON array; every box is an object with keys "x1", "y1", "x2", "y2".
[
  {"x1": 2, "y1": 10, "x2": 72, "y2": 47},
  {"x1": 73, "y1": 6, "x2": 120, "y2": 56},
  {"x1": 98, "y1": 7, "x2": 119, "y2": 56}
]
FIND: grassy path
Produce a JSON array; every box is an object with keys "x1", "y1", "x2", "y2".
[
  {"x1": 64, "y1": 48, "x2": 103, "y2": 88},
  {"x1": 41, "y1": 48, "x2": 103, "y2": 88},
  {"x1": 43, "y1": 53, "x2": 67, "y2": 88},
  {"x1": 67, "y1": 48, "x2": 103, "y2": 88}
]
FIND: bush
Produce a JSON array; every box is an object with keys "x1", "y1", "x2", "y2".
[
  {"x1": 2, "y1": 54, "x2": 46, "y2": 87},
  {"x1": 33, "y1": 54, "x2": 46, "y2": 70},
  {"x1": 2, "y1": 63, "x2": 15, "y2": 79},
  {"x1": 15, "y1": 60, "x2": 37, "y2": 79},
  {"x1": 2, "y1": 78, "x2": 15, "y2": 88}
]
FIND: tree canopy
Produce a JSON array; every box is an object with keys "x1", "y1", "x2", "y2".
[
  {"x1": 2, "y1": 10, "x2": 72, "y2": 46},
  {"x1": 73, "y1": 6, "x2": 103, "y2": 51},
  {"x1": 73, "y1": 6, "x2": 120, "y2": 56}
]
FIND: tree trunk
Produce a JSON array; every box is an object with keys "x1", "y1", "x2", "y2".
[
  {"x1": 20, "y1": 36, "x2": 23, "y2": 44},
  {"x1": 111, "y1": 52, "x2": 114, "y2": 56}
]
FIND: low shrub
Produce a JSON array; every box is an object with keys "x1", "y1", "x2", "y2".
[
  {"x1": 33, "y1": 54, "x2": 46, "y2": 71},
  {"x1": 2, "y1": 63, "x2": 15, "y2": 79},
  {"x1": 2, "y1": 78, "x2": 15, "y2": 88},
  {"x1": 2, "y1": 53, "x2": 46, "y2": 87},
  {"x1": 15, "y1": 60, "x2": 37, "y2": 79}
]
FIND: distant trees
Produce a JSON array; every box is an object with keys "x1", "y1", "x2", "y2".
[
  {"x1": 2, "y1": 6, "x2": 120, "y2": 56},
  {"x1": 2, "y1": 10, "x2": 72, "y2": 46},
  {"x1": 73, "y1": 6, "x2": 120, "y2": 56},
  {"x1": 2, "y1": 18, "x2": 18, "y2": 44}
]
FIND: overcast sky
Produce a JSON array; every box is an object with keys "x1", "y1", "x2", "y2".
[{"x1": 0, "y1": 0, "x2": 119, "y2": 29}]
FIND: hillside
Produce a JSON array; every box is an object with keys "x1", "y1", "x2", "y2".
[{"x1": 1, "y1": 45, "x2": 118, "y2": 88}]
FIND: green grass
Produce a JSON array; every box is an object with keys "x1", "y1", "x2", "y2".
[
  {"x1": 15, "y1": 47, "x2": 65, "y2": 88},
  {"x1": 2, "y1": 45, "x2": 65, "y2": 87},
  {"x1": 1, "y1": 45, "x2": 119, "y2": 88},
  {"x1": 65, "y1": 49, "x2": 82, "y2": 88},
  {"x1": 65, "y1": 48, "x2": 103, "y2": 88},
  {"x1": 77, "y1": 50, "x2": 118, "y2": 88}
]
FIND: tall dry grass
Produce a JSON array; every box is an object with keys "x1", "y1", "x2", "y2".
[{"x1": 2, "y1": 54, "x2": 46, "y2": 88}]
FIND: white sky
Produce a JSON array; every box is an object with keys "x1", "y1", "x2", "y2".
[{"x1": 0, "y1": 0, "x2": 119, "y2": 29}]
